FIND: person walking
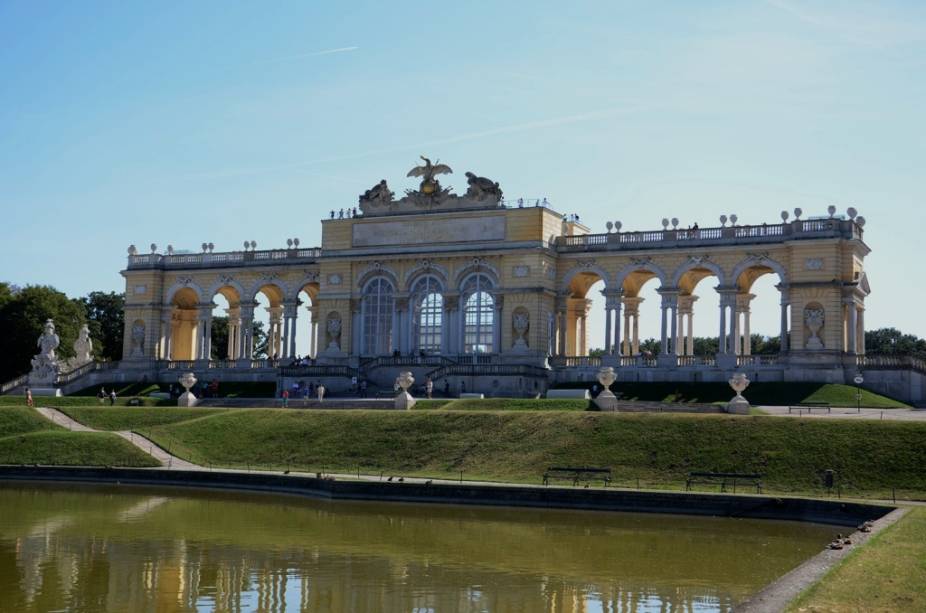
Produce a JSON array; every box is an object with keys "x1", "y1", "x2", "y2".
[
  {"x1": 25, "y1": 388, "x2": 33, "y2": 408},
  {"x1": 281, "y1": 389, "x2": 289, "y2": 408},
  {"x1": 97, "y1": 388, "x2": 106, "y2": 404},
  {"x1": 109, "y1": 389, "x2": 117, "y2": 406},
  {"x1": 425, "y1": 377, "x2": 434, "y2": 400},
  {"x1": 317, "y1": 384, "x2": 326, "y2": 403}
]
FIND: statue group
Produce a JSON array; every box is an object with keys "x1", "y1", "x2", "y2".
[
  {"x1": 358, "y1": 155, "x2": 502, "y2": 215},
  {"x1": 29, "y1": 319, "x2": 61, "y2": 386}
]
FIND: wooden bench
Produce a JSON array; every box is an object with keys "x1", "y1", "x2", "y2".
[
  {"x1": 788, "y1": 402, "x2": 831, "y2": 414},
  {"x1": 686, "y1": 471, "x2": 763, "y2": 493},
  {"x1": 543, "y1": 466, "x2": 612, "y2": 487}
]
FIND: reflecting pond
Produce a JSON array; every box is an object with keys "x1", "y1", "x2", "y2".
[{"x1": 0, "y1": 483, "x2": 836, "y2": 612}]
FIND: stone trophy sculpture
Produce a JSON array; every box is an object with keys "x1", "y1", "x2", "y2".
[
  {"x1": 511, "y1": 311, "x2": 529, "y2": 352},
  {"x1": 66, "y1": 324, "x2": 93, "y2": 370},
  {"x1": 726, "y1": 373, "x2": 751, "y2": 414},
  {"x1": 395, "y1": 371, "x2": 416, "y2": 410},
  {"x1": 593, "y1": 367, "x2": 619, "y2": 411},
  {"x1": 178, "y1": 372, "x2": 198, "y2": 407}
]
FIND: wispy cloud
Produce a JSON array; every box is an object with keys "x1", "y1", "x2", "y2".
[
  {"x1": 258, "y1": 46, "x2": 359, "y2": 64},
  {"x1": 185, "y1": 104, "x2": 645, "y2": 181},
  {"x1": 764, "y1": 0, "x2": 926, "y2": 47}
]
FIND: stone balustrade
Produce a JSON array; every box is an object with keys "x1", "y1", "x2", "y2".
[
  {"x1": 127, "y1": 247, "x2": 322, "y2": 270},
  {"x1": 556, "y1": 218, "x2": 862, "y2": 253}
]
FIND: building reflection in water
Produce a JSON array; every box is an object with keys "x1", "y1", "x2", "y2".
[{"x1": 0, "y1": 484, "x2": 835, "y2": 612}]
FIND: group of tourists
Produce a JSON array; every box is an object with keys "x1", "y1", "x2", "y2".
[
  {"x1": 96, "y1": 388, "x2": 117, "y2": 406},
  {"x1": 280, "y1": 381, "x2": 327, "y2": 407}
]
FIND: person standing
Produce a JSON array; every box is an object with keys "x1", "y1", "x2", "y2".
[
  {"x1": 281, "y1": 389, "x2": 289, "y2": 408},
  {"x1": 25, "y1": 388, "x2": 34, "y2": 408},
  {"x1": 425, "y1": 377, "x2": 434, "y2": 400},
  {"x1": 317, "y1": 384, "x2": 326, "y2": 403},
  {"x1": 97, "y1": 388, "x2": 105, "y2": 404},
  {"x1": 109, "y1": 389, "x2": 117, "y2": 406}
]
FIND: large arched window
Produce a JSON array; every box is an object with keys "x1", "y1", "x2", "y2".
[
  {"x1": 411, "y1": 276, "x2": 443, "y2": 354},
  {"x1": 462, "y1": 273, "x2": 495, "y2": 354},
  {"x1": 362, "y1": 277, "x2": 394, "y2": 355}
]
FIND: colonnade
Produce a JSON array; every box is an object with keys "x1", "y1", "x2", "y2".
[
  {"x1": 554, "y1": 284, "x2": 793, "y2": 358},
  {"x1": 159, "y1": 300, "x2": 319, "y2": 362}
]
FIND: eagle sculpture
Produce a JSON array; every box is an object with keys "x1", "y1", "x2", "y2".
[{"x1": 407, "y1": 156, "x2": 452, "y2": 195}]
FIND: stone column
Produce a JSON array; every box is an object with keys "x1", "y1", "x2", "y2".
[
  {"x1": 658, "y1": 290, "x2": 678, "y2": 356},
  {"x1": 238, "y1": 303, "x2": 255, "y2": 361},
  {"x1": 164, "y1": 314, "x2": 175, "y2": 361},
  {"x1": 493, "y1": 295, "x2": 504, "y2": 354},
  {"x1": 686, "y1": 312, "x2": 694, "y2": 356},
  {"x1": 283, "y1": 303, "x2": 298, "y2": 359},
  {"x1": 555, "y1": 295, "x2": 568, "y2": 357},
  {"x1": 160, "y1": 310, "x2": 172, "y2": 360},
  {"x1": 718, "y1": 298, "x2": 728, "y2": 354},
  {"x1": 846, "y1": 299, "x2": 858, "y2": 354},
  {"x1": 443, "y1": 296, "x2": 458, "y2": 355},
  {"x1": 197, "y1": 305, "x2": 213, "y2": 360},
  {"x1": 306, "y1": 306, "x2": 317, "y2": 359},
  {"x1": 859, "y1": 308, "x2": 866, "y2": 354},
  {"x1": 735, "y1": 293, "x2": 755, "y2": 356},
  {"x1": 603, "y1": 304, "x2": 612, "y2": 355},
  {"x1": 612, "y1": 297, "x2": 622, "y2": 357},
  {"x1": 268, "y1": 306, "x2": 283, "y2": 359},
  {"x1": 226, "y1": 307, "x2": 241, "y2": 360},
  {"x1": 778, "y1": 285, "x2": 790, "y2": 353}
]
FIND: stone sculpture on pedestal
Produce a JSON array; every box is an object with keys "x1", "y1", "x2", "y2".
[
  {"x1": 395, "y1": 371, "x2": 416, "y2": 410},
  {"x1": 593, "y1": 366, "x2": 619, "y2": 411},
  {"x1": 28, "y1": 320, "x2": 62, "y2": 395},
  {"x1": 726, "y1": 372, "x2": 750, "y2": 414},
  {"x1": 66, "y1": 324, "x2": 93, "y2": 370},
  {"x1": 178, "y1": 372, "x2": 198, "y2": 407}
]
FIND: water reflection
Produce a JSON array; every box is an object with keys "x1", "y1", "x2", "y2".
[{"x1": 0, "y1": 483, "x2": 835, "y2": 612}]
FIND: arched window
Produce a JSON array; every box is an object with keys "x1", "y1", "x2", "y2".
[
  {"x1": 411, "y1": 276, "x2": 443, "y2": 354},
  {"x1": 462, "y1": 274, "x2": 495, "y2": 354},
  {"x1": 362, "y1": 277, "x2": 394, "y2": 355}
]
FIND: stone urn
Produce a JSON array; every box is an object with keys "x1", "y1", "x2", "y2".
[
  {"x1": 395, "y1": 371, "x2": 416, "y2": 410},
  {"x1": 726, "y1": 372, "x2": 750, "y2": 415},
  {"x1": 178, "y1": 372, "x2": 198, "y2": 407},
  {"x1": 593, "y1": 366, "x2": 619, "y2": 411}
]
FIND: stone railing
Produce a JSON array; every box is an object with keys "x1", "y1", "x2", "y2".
[
  {"x1": 549, "y1": 356, "x2": 602, "y2": 368},
  {"x1": 857, "y1": 354, "x2": 926, "y2": 375},
  {"x1": 360, "y1": 355, "x2": 454, "y2": 370},
  {"x1": 127, "y1": 247, "x2": 322, "y2": 270},
  {"x1": 556, "y1": 218, "x2": 862, "y2": 253},
  {"x1": 279, "y1": 365, "x2": 357, "y2": 379},
  {"x1": 55, "y1": 361, "x2": 119, "y2": 386},
  {"x1": 0, "y1": 374, "x2": 28, "y2": 394},
  {"x1": 736, "y1": 354, "x2": 781, "y2": 367},
  {"x1": 427, "y1": 363, "x2": 549, "y2": 381}
]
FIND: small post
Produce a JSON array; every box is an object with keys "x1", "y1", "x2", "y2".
[
  {"x1": 893, "y1": 487, "x2": 896, "y2": 503},
  {"x1": 460, "y1": 470, "x2": 463, "y2": 483}
]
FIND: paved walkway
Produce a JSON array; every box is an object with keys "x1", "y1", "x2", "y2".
[
  {"x1": 35, "y1": 407, "x2": 199, "y2": 469},
  {"x1": 760, "y1": 405, "x2": 926, "y2": 421}
]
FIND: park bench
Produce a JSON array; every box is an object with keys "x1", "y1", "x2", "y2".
[
  {"x1": 542, "y1": 466, "x2": 612, "y2": 487},
  {"x1": 685, "y1": 471, "x2": 763, "y2": 494},
  {"x1": 788, "y1": 402, "x2": 831, "y2": 414}
]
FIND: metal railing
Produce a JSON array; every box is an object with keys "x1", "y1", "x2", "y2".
[
  {"x1": 127, "y1": 247, "x2": 322, "y2": 270},
  {"x1": 556, "y1": 218, "x2": 861, "y2": 253}
]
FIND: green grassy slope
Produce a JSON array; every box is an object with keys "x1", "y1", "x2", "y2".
[
  {"x1": 555, "y1": 381, "x2": 907, "y2": 408},
  {"x1": 0, "y1": 406, "x2": 158, "y2": 467},
  {"x1": 122, "y1": 409, "x2": 926, "y2": 497}
]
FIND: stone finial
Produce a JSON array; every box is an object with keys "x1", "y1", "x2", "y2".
[
  {"x1": 150, "y1": 243, "x2": 157, "y2": 253},
  {"x1": 661, "y1": 218, "x2": 669, "y2": 229},
  {"x1": 719, "y1": 215, "x2": 727, "y2": 227},
  {"x1": 614, "y1": 221, "x2": 622, "y2": 231},
  {"x1": 856, "y1": 216, "x2": 866, "y2": 227},
  {"x1": 287, "y1": 238, "x2": 293, "y2": 248},
  {"x1": 827, "y1": 205, "x2": 837, "y2": 218},
  {"x1": 293, "y1": 238, "x2": 300, "y2": 247},
  {"x1": 847, "y1": 207, "x2": 858, "y2": 219},
  {"x1": 395, "y1": 371, "x2": 416, "y2": 410},
  {"x1": 167, "y1": 245, "x2": 174, "y2": 255},
  {"x1": 178, "y1": 372, "x2": 198, "y2": 407},
  {"x1": 243, "y1": 240, "x2": 250, "y2": 250},
  {"x1": 593, "y1": 367, "x2": 619, "y2": 411},
  {"x1": 780, "y1": 210, "x2": 789, "y2": 222},
  {"x1": 201, "y1": 243, "x2": 208, "y2": 253},
  {"x1": 730, "y1": 214, "x2": 738, "y2": 225},
  {"x1": 128, "y1": 245, "x2": 137, "y2": 255},
  {"x1": 606, "y1": 221, "x2": 613, "y2": 232},
  {"x1": 794, "y1": 207, "x2": 803, "y2": 219},
  {"x1": 208, "y1": 243, "x2": 214, "y2": 253},
  {"x1": 671, "y1": 217, "x2": 679, "y2": 229},
  {"x1": 250, "y1": 241, "x2": 257, "y2": 250}
]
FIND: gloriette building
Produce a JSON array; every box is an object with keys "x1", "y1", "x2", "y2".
[{"x1": 88, "y1": 157, "x2": 908, "y2": 398}]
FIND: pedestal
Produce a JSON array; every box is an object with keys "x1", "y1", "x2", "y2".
[
  {"x1": 726, "y1": 396, "x2": 750, "y2": 415},
  {"x1": 395, "y1": 391, "x2": 416, "y2": 410},
  {"x1": 178, "y1": 391, "x2": 198, "y2": 407},
  {"x1": 593, "y1": 389, "x2": 619, "y2": 411}
]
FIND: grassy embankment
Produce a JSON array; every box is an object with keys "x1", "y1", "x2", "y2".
[
  {"x1": 789, "y1": 507, "x2": 926, "y2": 612},
  {"x1": 55, "y1": 406, "x2": 926, "y2": 499},
  {"x1": 0, "y1": 406, "x2": 158, "y2": 467},
  {"x1": 556, "y1": 381, "x2": 907, "y2": 408}
]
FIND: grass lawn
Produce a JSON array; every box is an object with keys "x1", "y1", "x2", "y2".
[
  {"x1": 555, "y1": 382, "x2": 907, "y2": 408},
  {"x1": 420, "y1": 398, "x2": 590, "y2": 411},
  {"x1": 97, "y1": 408, "x2": 926, "y2": 498},
  {"x1": 0, "y1": 406, "x2": 158, "y2": 467},
  {"x1": 56, "y1": 407, "x2": 231, "y2": 431},
  {"x1": 789, "y1": 507, "x2": 926, "y2": 612}
]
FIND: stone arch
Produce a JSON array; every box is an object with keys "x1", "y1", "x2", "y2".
[
  {"x1": 454, "y1": 258, "x2": 500, "y2": 289},
  {"x1": 357, "y1": 264, "x2": 400, "y2": 291},
  {"x1": 671, "y1": 258, "x2": 726, "y2": 290},
  {"x1": 404, "y1": 260, "x2": 449, "y2": 291},
  {"x1": 205, "y1": 278, "x2": 246, "y2": 307},
  {"x1": 561, "y1": 262, "x2": 610, "y2": 297},
  {"x1": 615, "y1": 260, "x2": 669, "y2": 295},
  {"x1": 164, "y1": 280, "x2": 204, "y2": 307},
  {"x1": 247, "y1": 280, "x2": 289, "y2": 306},
  {"x1": 731, "y1": 255, "x2": 788, "y2": 291},
  {"x1": 287, "y1": 272, "x2": 321, "y2": 303}
]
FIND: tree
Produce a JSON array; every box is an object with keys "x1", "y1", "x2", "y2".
[
  {"x1": 252, "y1": 320, "x2": 269, "y2": 358},
  {"x1": 0, "y1": 285, "x2": 86, "y2": 381},
  {"x1": 79, "y1": 291, "x2": 125, "y2": 361},
  {"x1": 210, "y1": 316, "x2": 229, "y2": 360},
  {"x1": 865, "y1": 328, "x2": 926, "y2": 356}
]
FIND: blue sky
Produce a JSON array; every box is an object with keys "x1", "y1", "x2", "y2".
[{"x1": 1, "y1": 0, "x2": 924, "y2": 344}]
